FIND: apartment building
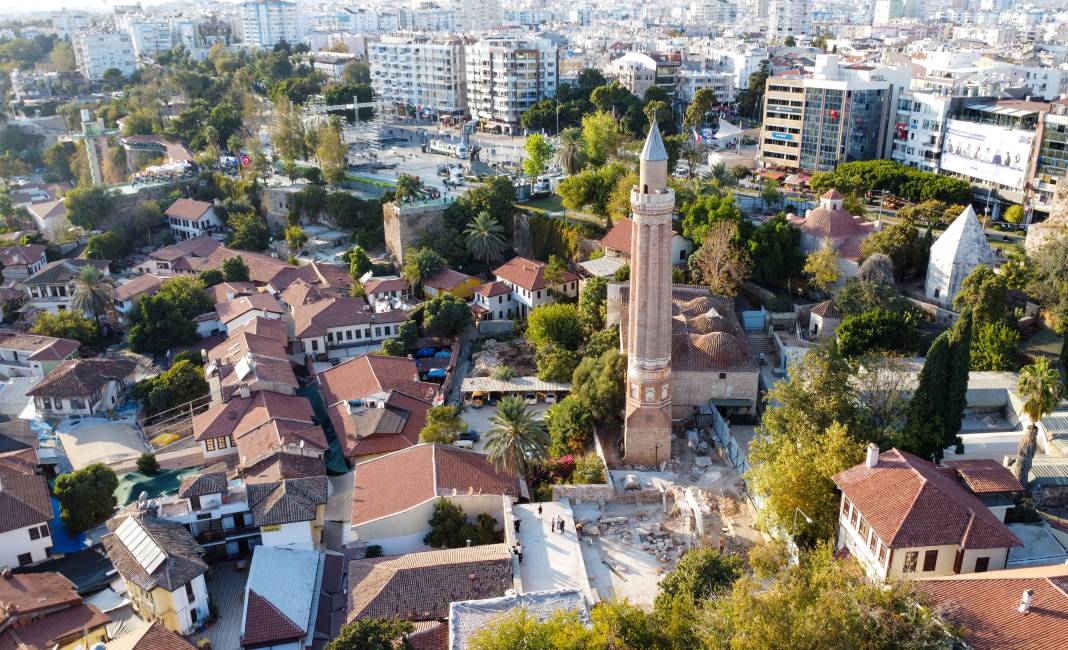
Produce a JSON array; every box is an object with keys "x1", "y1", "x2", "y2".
[
  {"x1": 455, "y1": 0, "x2": 502, "y2": 32},
  {"x1": 1031, "y1": 98, "x2": 1068, "y2": 222},
  {"x1": 677, "y1": 69, "x2": 737, "y2": 106},
  {"x1": 465, "y1": 35, "x2": 558, "y2": 133},
  {"x1": 124, "y1": 16, "x2": 174, "y2": 59},
  {"x1": 758, "y1": 55, "x2": 908, "y2": 172},
  {"x1": 399, "y1": 3, "x2": 456, "y2": 32},
  {"x1": 51, "y1": 11, "x2": 92, "y2": 40},
  {"x1": 606, "y1": 52, "x2": 681, "y2": 99},
  {"x1": 370, "y1": 34, "x2": 468, "y2": 120},
  {"x1": 890, "y1": 91, "x2": 961, "y2": 174},
  {"x1": 240, "y1": 0, "x2": 303, "y2": 49},
  {"x1": 768, "y1": 0, "x2": 810, "y2": 42},
  {"x1": 689, "y1": 0, "x2": 738, "y2": 25},
  {"x1": 72, "y1": 31, "x2": 138, "y2": 81}
]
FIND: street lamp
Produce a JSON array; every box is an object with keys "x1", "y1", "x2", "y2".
[
  {"x1": 791, "y1": 507, "x2": 813, "y2": 537},
  {"x1": 654, "y1": 440, "x2": 662, "y2": 469}
]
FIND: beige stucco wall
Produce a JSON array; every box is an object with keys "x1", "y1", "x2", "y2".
[
  {"x1": 671, "y1": 370, "x2": 760, "y2": 415},
  {"x1": 352, "y1": 493, "x2": 506, "y2": 549}
]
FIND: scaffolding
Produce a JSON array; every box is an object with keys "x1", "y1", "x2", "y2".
[{"x1": 303, "y1": 94, "x2": 390, "y2": 159}]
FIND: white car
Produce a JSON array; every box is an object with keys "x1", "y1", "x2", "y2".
[{"x1": 524, "y1": 392, "x2": 538, "y2": 405}]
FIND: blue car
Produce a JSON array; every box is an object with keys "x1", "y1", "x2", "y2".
[{"x1": 457, "y1": 429, "x2": 480, "y2": 442}]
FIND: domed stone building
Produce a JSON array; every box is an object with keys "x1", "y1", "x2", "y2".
[{"x1": 788, "y1": 189, "x2": 879, "y2": 278}]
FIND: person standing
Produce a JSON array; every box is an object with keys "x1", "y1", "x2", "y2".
[
  {"x1": 513, "y1": 517, "x2": 520, "y2": 534},
  {"x1": 537, "y1": 504, "x2": 543, "y2": 519},
  {"x1": 516, "y1": 542, "x2": 524, "y2": 563}
]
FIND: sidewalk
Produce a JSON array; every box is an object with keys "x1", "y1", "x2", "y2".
[{"x1": 513, "y1": 502, "x2": 594, "y2": 603}]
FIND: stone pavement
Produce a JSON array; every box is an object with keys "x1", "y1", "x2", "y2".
[{"x1": 512, "y1": 502, "x2": 595, "y2": 603}]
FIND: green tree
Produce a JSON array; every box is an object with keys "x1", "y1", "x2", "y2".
[
  {"x1": 536, "y1": 343, "x2": 580, "y2": 383},
  {"x1": 423, "y1": 498, "x2": 501, "y2": 548},
  {"x1": 156, "y1": 275, "x2": 212, "y2": 319},
  {"x1": 557, "y1": 162, "x2": 630, "y2": 218},
  {"x1": 971, "y1": 321, "x2": 1020, "y2": 371},
  {"x1": 527, "y1": 303, "x2": 583, "y2": 350},
  {"x1": 420, "y1": 405, "x2": 467, "y2": 444},
  {"x1": 1014, "y1": 359, "x2": 1064, "y2": 482},
  {"x1": 803, "y1": 239, "x2": 841, "y2": 294},
  {"x1": 128, "y1": 294, "x2": 198, "y2": 355},
  {"x1": 523, "y1": 133, "x2": 553, "y2": 188},
  {"x1": 422, "y1": 293, "x2": 472, "y2": 336},
  {"x1": 65, "y1": 186, "x2": 113, "y2": 230},
  {"x1": 469, "y1": 609, "x2": 592, "y2": 650},
  {"x1": 85, "y1": 232, "x2": 130, "y2": 268},
  {"x1": 697, "y1": 544, "x2": 954, "y2": 649},
  {"x1": 136, "y1": 453, "x2": 161, "y2": 475},
  {"x1": 1029, "y1": 237, "x2": 1068, "y2": 334},
  {"x1": 464, "y1": 211, "x2": 508, "y2": 264},
  {"x1": 903, "y1": 334, "x2": 950, "y2": 460},
  {"x1": 681, "y1": 192, "x2": 745, "y2": 246},
  {"x1": 570, "y1": 349, "x2": 626, "y2": 426},
  {"x1": 656, "y1": 547, "x2": 743, "y2": 611},
  {"x1": 317, "y1": 124, "x2": 348, "y2": 187},
  {"x1": 858, "y1": 253, "x2": 895, "y2": 287},
  {"x1": 133, "y1": 360, "x2": 209, "y2": 414},
  {"x1": 760, "y1": 179, "x2": 784, "y2": 212},
  {"x1": 684, "y1": 88, "x2": 717, "y2": 129},
  {"x1": 581, "y1": 111, "x2": 620, "y2": 167},
  {"x1": 945, "y1": 310, "x2": 973, "y2": 456},
  {"x1": 485, "y1": 396, "x2": 549, "y2": 487},
  {"x1": 836, "y1": 278, "x2": 903, "y2": 316},
  {"x1": 1002, "y1": 204, "x2": 1025, "y2": 225},
  {"x1": 860, "y1": 218, "x2": 930, "y2": 280},
  {"x1": 71, "y1": 265, "x2": 113, "y2": 327},
  {"x1": 121, "y1": 108, "x2": 159, "y2": 136},
  {"x1": 402, "y1": 247, "x2": 446, "y2": 292},
  {"x1": 347, "y1": 246, "x2": 372, "y2": 280},
  {"x1": 394, "y1": 173, "x2": 422, "y2": 201},
  {"x1": 42, "y1": 142, "x2": 74, "y2": 183},
  {"x1": 270, "y1": 95, "x2": 306, "y2": 172},
  {"x1": 327, "y1": 618, "x2": 415, "y2": 650},
  {"x1": 643, "y1": 100, "x2": 672, "y2": 131},
  {"x1": 54, "y1": 464, "x2": 118, "y2": 533},
  {"x1": 198, "y1": 268, "x2": 225, "y2": 287},
  {"x1": 577, "y1": 276, "x2": 608, "y2": 333},
  {"x1": 748, "y1": 214, "x2": 804, "y2": 288},
  {"x1": 583, "y1": 326, "x2": 619, "y2": 359},
  {"x1": 692, "y1": 221, "x2": 751, "y2": 296},
  {"x1": 381, "y1": 320, "x2": 419, "y2": 357},
  {"x1": 954, "y1": 265, "x2": 1009, "y2": 325},
  {"x1": 545, "y1": 396, "x2": 592, "y2": 457},
  {"x1": 574, "y1": 454, "x2": 606, "y2": 483},
  {"x1": 557, "y1": 127, "x2": 586, "y2": 174},
  {"x1": 31, "y1": 310, "x2": 99, "y2": 345},
  {"x1": 285, "y1": 225, "x2": 308, "y2": 253},
  {"x1": 227, "y1": 212, "x2": 270, "y2": 251},
  {"x1": 221, "y1": 255, "x2": 250, "y2": 282},
  {"x1": 50, "y1": 40, "x2": 76, "y2": 71},
  {"x1": 835, "y1": 308, "x2": 919, "y2": 357},
  {"x1": 784, "y1": 35, "x2": 797, "y2": 46}
]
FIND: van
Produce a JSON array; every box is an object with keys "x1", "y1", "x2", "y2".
[{"x1": 452, "y1": 439, "x2": 474, "y2": 450}]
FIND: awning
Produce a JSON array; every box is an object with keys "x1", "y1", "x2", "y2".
[
  {"x1": 714, "y1": 119, "x2": 742, "y2": 140},
  {"x1": 709, "y1": 398, "x2": 752, "y2": 407},
  {"x1": 761, "y1": 171, "x2": 786, "y2": 181}
]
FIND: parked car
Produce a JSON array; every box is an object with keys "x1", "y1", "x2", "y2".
[
  {"x1": 539, "y1": 392, "x2": 557, "y2": 404},
  {"x1": 524, "y1": 392, "x2": 538, "y2": 405},
  {"x1": 471, "y1": 391, "x2": 488, "y2": 408},
  {"x1": 458, "y1": 429, "x2": 480, "y2": 442},
  {"x1": 452, "y1": 439, "x2": 474, "y2": 450}
]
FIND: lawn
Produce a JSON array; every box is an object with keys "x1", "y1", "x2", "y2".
[
  {"x1": 519, "y1": 194, "x2": 607, "y2": 230},
  {"x1": 522, "y1": 194, "x2": 566, "y2": 213}
]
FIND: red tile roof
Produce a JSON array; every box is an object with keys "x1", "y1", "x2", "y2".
[
  {"x1": 293, "y1": 297, "x2": 405, "y2": 338},
  {"x1": 229, "y1": 316, "x2": 289, "y2": 343},
  {"x1": 473, "y1": 281, "x2": 511, "y2": 298},
  {"x1": 122, "y1": 621, "x2": 197, "y2": 650},
  {"x1": 164, "y1": 198, "x2": 213, "y2": 221},
  {"x1": 279, "y1": 279, "x2": 323, "y2": 308},
  {"x1": 26, "y1": 358, "x2": 136, "y2": 398},
  {"x1": 193, "y1": 391, "x2": 314, "y2": 442},
  {"x1": 0, "y1": 603, "x2": 110, "y2": 649},
  {"x1": 331, "y1": 390, "x2": 432, "y2": 458},
  {"x1": 149, "y1": 235, "x2": 223, "y2": 262},
  {"x1": 204, "y1": 281, "x2": 256, "y2": 304},
  {"x1": 242, "y1": 590, "x2": 305, "y2": 647},
  {"x1": 822, "y1": 189, "x2": 844, "y2": 200},
  {"x1": 0, "y1": 329, "x2": 79, "y2": 361},
  {"x1": 789, "y1": 207, "x2": 875, "y2": 239},
  {"x1": 112, "y1": 273, "x2": 164, "y2": 302},
  {"x1": 424, "y1": 268, "x2": 476, "y2": 291},
  {"x1": 0, "y1": 244, "x2": 46, "y2": 267},
  {"x1": 833, "y1": 449, "x2": 1022, "y2": 550},
  {"x1": 347, "y1": 544, "x2": 513, "y2": 622},
  {"x1": 317, "y1": 354, "x2": 438, "y2": 407},
  {"x1": 914, "y1": 566, "x2": 1068, "y2": 650},
  {"x1": 493, "y1": 256, "x2": 578, "y2": 292},
  {"x1": 600, "y1": 218, "x2": 633, "y2": 254},
  {"x1": 0, "y1": 472, "x2": 52, "y2": 533},
  {"x1": 946, "y1": 459, "x2": 1025, "y2": 495},
  {"x1": 0, "y1": 572, "x2": 81, "y2": 618},
  {"x1": 364, "y1": 277, "x2": 410, "y2": 294},
  {"x1": 351, "y1": 444, "x2": 518, "y2": 526},
  {"x1": 215, "y1": 294, "x2": 284, "y2": 325}
]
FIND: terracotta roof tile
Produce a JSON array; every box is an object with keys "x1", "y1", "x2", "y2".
[
  {"x1": 351, "y1": 444, "x2": 518, "y2": 526},
  {"x1": 493, "y1": 256, "x2": 578, "y2": 292},
  {"x1": 424, "y1": 268, "x2": 476, "y2": 291},
  {"x1": 112, "y1": 274, "x2": 164, "y2": 302},
  {"x1": 347, "y1": 544, "x2": 513, "y2": 622},
  {"x1": 215, "y1": 294, "x2": 284, "y2": 325},
  {"x1": 0, "y1": 244, "x2": 45, "y2": 266},
  {"x1": 810, "y1": 300, "x2": 840, "y2": 319},
  {"x1": 473, "y1": 281, "x2": 511, "y2": 298},
  {"x1": 149, "y1": 235, "x2": 223, "y2": 262},
  {"x1": 0, "y1": 603, "x2": 110, "y2": 649},
  {"x1": 946, "y1": 459, "x2": 1025, "y2": 495},
  {"x1": 0, "y1": 472, "x2": 52, "y2": 533},
  {"x1": 193, "y1": 391, "x2": 314, "y2": 442},
  {"x1": 364, "y1": 278, "x2": 410, "y2": 294},
  {"x1": 24, "y1": 259, "x2": 109, "y2": 286},
  {"x1": 0, "y1": 572, "x2": 81, "y2": 618},
  {"x1": 293, "y1": 297, "x2": 405, "y2": 338},
  {"x1": 26, "y1": 358, "x2": 135, "y2": 398},
  {"x1": 246, "y1": 476, "x2": 327, "y2": 525},
  {"x1": 164, "y1": 198, "x2": 213, "y2": 221},
  {"x1": 242, "y1": 589, "x2": 305, "y2": 646},
  {"x1": 102, "y1": 512, "x2": 207, "y2": 592},
  {"x1": 789, "y1": 207, "x2": 875, "y2": 239},
  {"x1": 331, "y1": 390, "x2": 431, "y2": 458},
  {"x1": 833, "y1": 449, "x2": 1022, "y2": 550},
  {"x1": 117, "y1": 621, "x2": 196, "y2": 650},
  {"x1": 0, "y1": 329, "x2": 79, "y2": 361},
  {"x1": 279, "y1": 278, "x2": 323, "y2": 308},
  {"x1": 228, "y1": 316, "x2": 289, "y2": 343},
  {"x1": 317, "y1": 354, "x2": 438, "y2": 407},
  {"x1": 204, "y1": 281, "x2": 256, "y2": 304},
  {"x1": 600, "y1": 218, "x2": 633, "y2": 254}
]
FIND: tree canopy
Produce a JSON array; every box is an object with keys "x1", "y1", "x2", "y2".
[{"x1": 54, "y1": 464, "x2": 118, "y2": 533}]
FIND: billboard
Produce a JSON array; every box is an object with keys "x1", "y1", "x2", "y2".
[{"x1": 941, "y1": 119, "x2": 1034, "y2": 191}]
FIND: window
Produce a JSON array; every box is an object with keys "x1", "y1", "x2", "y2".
[
  {"x1": 40, "y1": 397, "x2": 51, "y2": 410},
  {"x1": 70, "y1": 398, "x2": 85, "y2": 410},
  {"x1": 185, "y1": 581, "x2": 195, "y2": 603},
  {"x1": 869, "y1": 533, "x2": 878, "y2": 553},
  {"x1": 975, "y1": 557, "x2": 990, "y2": 573},
  {"x1": 205, "y1": 438, "x2": 216, "y2": 452},
  {"x1": 217, "y1": 436, "x2": 227, "y2": 449},
  {"x1": 859, "y1": 519, "x2": 870, "y2": 541},
  {"x1": 902, "y1": 551, "x2": 918, "y2": 573},
  {"x1": 842, "y1": 499, "x2": 851, "y2": 516},
  {"x1": 228, "y1": 436, "x2": 235, "y2": 448},
  {"x1": 850, "y1": 508, "x2": 860, "y2": 528},
  {"x1": 878, "y1": 545, "x2": 888, "y2": 566},
  {"x1": 28, "y1": 524, "x2": 47, "y2": 541},
  {"x1": 922, "y1": 550, "x2": 938, "y2": 572},
  {"x1": 16, "y1": 553, "x2": 31, "y2": 567}
]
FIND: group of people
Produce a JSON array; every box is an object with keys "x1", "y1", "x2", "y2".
[{"x1": 510, "y1": 505, "x2": 572, "y2": 564}]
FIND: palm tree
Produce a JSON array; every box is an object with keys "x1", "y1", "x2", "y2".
[
  {"x1": 70, "y1": 264, "x2": 113, "y2": 327},
  {"x1": 556, "y1": 127, "x2": 586, "y2": 175},
  {"x1": 706, "y1": 161, "x2": 736, "y2": 188},
  {"x1": 464, "y1": 211, "x2": 508, "y2": 264},
  {"x1": 484, "y1": 395, "x2": 549, "y2": 488},
  {"x1": 1014, "y1": 359, "x2": 1065, "y2": 482}
]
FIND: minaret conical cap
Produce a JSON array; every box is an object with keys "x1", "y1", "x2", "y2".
[{"x1": 640, "y1": 120, "x2": 668, "y2": 162}]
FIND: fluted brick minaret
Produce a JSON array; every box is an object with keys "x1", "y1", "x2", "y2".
[{"x1": 624, "y1": 121, "x2": 674, "y2": 467}]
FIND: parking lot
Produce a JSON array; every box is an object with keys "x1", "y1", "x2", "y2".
[{"x1": 460, "y1": 400, "x2": 552, "y2": 454}]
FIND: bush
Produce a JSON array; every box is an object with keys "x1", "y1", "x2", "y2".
[
  {"x1": 365, "y1": 544, "x2": 384, "y2": 558},
  {"x1": 654, "y1": 547, "x2": 744, "y2": 612},
  {"x1": 546, "y1": 397, "x2": 593, "y2": 458},
  {"x1": 423, "y1": 498, "x2": 501, "y2": 548},
  {"x1": 547, "y1": 454, "x2": 576, "y2": 482},
  {"x1": 527, "y1": 303, "x2": 583, "y2": 351},
  {"x1": 536, "y1": 344, "x2": 579, "y2": 383},
  {"x1": 491, "y1": 365, "x2": 515, "y2": 381},
  {"x1": 836, "y1": 308, "x2": 920, "y2": 357},
  {"x1": 31, "y1": 310, "x2": 99, "y2": 345},
  {"x1": 136, "y1": 453, "x2": 160, "y2": 475},
  {"x1": 573, "y1": 454, "x2": 606, "y2": 484}
]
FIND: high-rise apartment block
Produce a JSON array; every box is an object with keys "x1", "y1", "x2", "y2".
[
  {"x1": 240, "y1": 0, "x2": 303, "y2": 49},
  {"x1": 369, "y1": 35, "x2": 468, "y2": 121},
  {"x1": 73, "y1": 31, "x2": 138, "y2": 81},
  {"x1": 52, "y1": 12, "x2": 93, "y2": 41},
  {"x1": 465, "y1": 35, "x2": 558, "y2": 133},
  {"x1": 768, "y1": 0, "x2": 810, "y2": 41},
  {"x1": 454, "y1": 0, "x2": 502, "y2": 32}
]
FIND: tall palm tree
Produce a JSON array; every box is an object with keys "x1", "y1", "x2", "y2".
[
  {"x1": 484, "y1": 395, "x2": 549, "y2": 488},
  {"x1": 464, "y1": 211, "x2": 508, "y2": 264},
  {"x1": 71, "y1": 264, "x2": 113, "y2": 327},
  {"x1": 706, "y1": 161, "x2": 736, "y2": 188},
  {"x1": 556, "y1": 127, "x2": 586, "y2": 175},
  {"x1": 1014, "y1": 359, "x2": 1065, "y2": 482}
]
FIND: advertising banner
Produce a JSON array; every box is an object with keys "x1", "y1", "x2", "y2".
[{"x1": 941, "y1": 119, "x2": 1034, "y2": 191}]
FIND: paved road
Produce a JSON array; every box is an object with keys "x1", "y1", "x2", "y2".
[{"x1": 513, "y1": 502, "x2": 593, "y2": 601}]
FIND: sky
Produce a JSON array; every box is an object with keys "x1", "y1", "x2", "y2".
[{"x1": 0, "y1": 0, "x2": 228, "y2": 15}]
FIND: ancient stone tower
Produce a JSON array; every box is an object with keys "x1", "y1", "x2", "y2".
[{"x1": 624, "y1": 121, "x2": 675, "y2": 466}]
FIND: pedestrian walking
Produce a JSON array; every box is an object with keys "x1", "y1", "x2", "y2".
[
  {"x1": 513, "y1": 517, "x2": 520, "y2": 534},
  {"x1": 516, "y1": 542, "x2": 524, "y2": 563},
  {"x1": 559, "y1": 518, "x2": 565, "y2": 534},
  {"x1": 537, "y1": 504, "x2": 543, "y2": 519}
]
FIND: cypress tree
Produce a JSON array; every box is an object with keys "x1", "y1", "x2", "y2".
[
  {"x1": 943, "y1": 310, "x2": 973, "y2": 458},
  {"x1": 904, "y1": 333, "x2": 950, "y2": 460}
]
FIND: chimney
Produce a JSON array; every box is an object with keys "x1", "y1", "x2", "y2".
[
  {"x1": 239, "y1": 384, "x2": 251, "y2": 399},
  {"x1": 1019, "y1": 589, "x2": 1033, "y2": 613},
  {"x1": 865, "y1": 443, "x2": 879, "y2": 468}
]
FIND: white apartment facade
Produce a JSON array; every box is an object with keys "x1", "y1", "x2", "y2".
[
  {"x1": 240, "y1": 0, "x2": 303, "y2": 49},
  {"x1": 370, "y1": 35, "x2": 468, "y2": 120},
  {"x1": 890, "y1": 91, "x2": 956, "y2": 174},
  {"x1": 455, "y1": 0, "x2": 502, "y2": 32},
  {"x1": 768, "y1": 0, "x2": 811, "y2": 41},
  {"x1": 124, "y1": 16, "x2": 174, "y2": 59},
  {"x1": 465, "y1": 35, "x2": 558, "y2": 132},
  {"x1": 677, "y1": 69, "x2": 737, "y2": 105},
  {"x1": 73, "y1": 31, "x2": 138, "y2": 81},
  {"x1": 688, "y1": 0, "x2": 738, "y2": 26},
  {"x1": 51, "y1": 11, "x2": 92, "y2": 40},
  {"x1": 399, "y1": 4, "x2": 456, "y2": 32}
]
